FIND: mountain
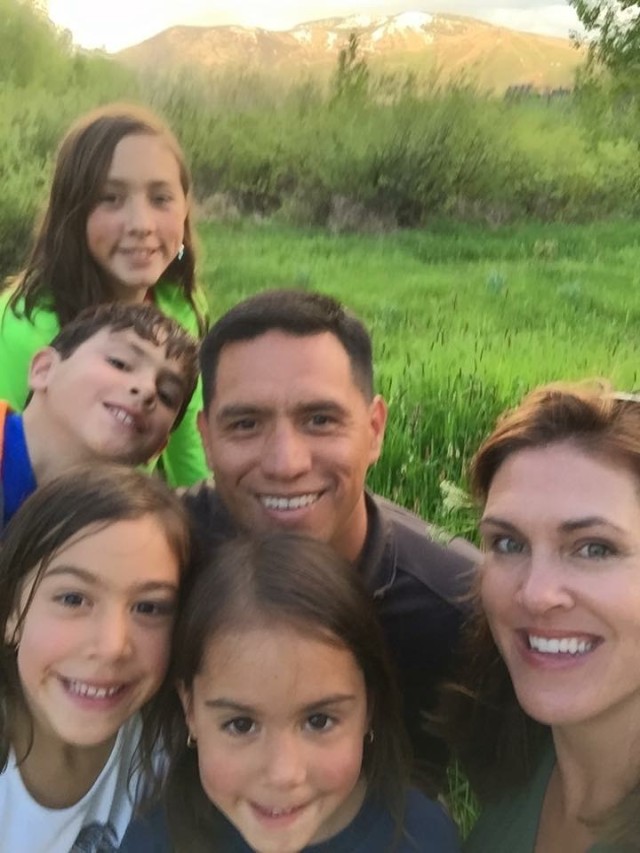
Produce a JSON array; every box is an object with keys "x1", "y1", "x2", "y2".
[{"x1": 116, "y1": 10, "x2": 582, "y2": 92}]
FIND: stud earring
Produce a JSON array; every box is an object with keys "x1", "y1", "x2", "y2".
[
  {"x1": 366, "y1": 730, "x2": 375, "y2": 744},
  {"x1": 186, "y1": 732, "x2": 197, "y2": 749},
  {"x1": 177, "y1": 243, "x2": 185, "y2": 261}
]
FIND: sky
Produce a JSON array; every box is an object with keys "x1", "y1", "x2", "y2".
[{"x1": 47, "y1": 1, "x2": 581, "y2": 54}]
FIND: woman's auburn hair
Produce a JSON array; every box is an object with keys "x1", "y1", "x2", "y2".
[
  {"x1": 6, "y1": 102, "x2": 206, "y2": 335},
  {"x1": 437, "y1": 380, "x2": 640, "y2": 846}
]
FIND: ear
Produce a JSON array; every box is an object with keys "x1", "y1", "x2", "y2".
[
  {"x1": 177, "y1": 680, "x2": 195, "y2": 734},
  {"x1": 197, "y1": 409, "x2": 214, "y2": 472},
  {"x1": 367, "y1": 395, "x2": 388, "y2": 465},
  {"x1": 28, "y1": 347, "x2": 61, "y2": 392}
]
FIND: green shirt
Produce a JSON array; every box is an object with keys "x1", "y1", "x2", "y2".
[
  {"x1": 0, "y1": 283, "x2": 208, "y2": 488},
  {"x1": 464, "y1": 748, "x2": 614, "y2": 853}
]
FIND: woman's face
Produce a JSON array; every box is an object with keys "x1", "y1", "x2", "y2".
[
  {"x1": 8, "y1": 515, "x2": 180, "y2": 754},
  {"x1": 180, "y1": 623, "x2": 370, "y2": 853},
  {"x1": 480, "y1": 441, "x2": 640, "y2": 729}
]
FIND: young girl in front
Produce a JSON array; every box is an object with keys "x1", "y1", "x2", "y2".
[
  {"x1": 122, "y1": 532, "x2": 460, "y2": 853},
  {"x1": 0, "y1": 464, "x2": 191, "y2": 852},
  {"x1": 0, "y1": 103, "x2": 208, "y2": 487}
]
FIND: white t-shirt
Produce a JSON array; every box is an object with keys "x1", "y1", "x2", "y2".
[{"x1": 0, "y1": 716, "x2": 144, "y2": 853}]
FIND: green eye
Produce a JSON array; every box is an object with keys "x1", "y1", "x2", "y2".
[
  {"x1": 577, "y1": 542, "x2": 614, "y2": 559},
  {"x1": 493, "y1": 536, "x2": 524, "y2": 555}
]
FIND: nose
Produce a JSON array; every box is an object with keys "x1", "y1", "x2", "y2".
[
  {"x1": 124, "y1": 195, "x2": 154, "y2": 235},
  {"x1": 89, "y1": 607, "x2": 134, "y2": 661},
  {"x1": 260, "y1": 422, "x2": 312, "y2": 481},
  {"x1": 129, "y1": 371, "x2": 157, "y2": 409},
  {"x1": 262, "y1": 730, "x2": 307, "y2": 788},
  {"x1": 515, "y1": 552, "x2": 573, "y2": 614}
]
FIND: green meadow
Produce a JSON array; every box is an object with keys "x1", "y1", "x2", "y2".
[{"x1": 200, "y1": 217, "x2": 640, "y2": 536}]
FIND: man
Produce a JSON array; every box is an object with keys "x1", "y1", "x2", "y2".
[
  {"x1": 1, "y1": 302, "x2": 198, "y2": 531},
  {"x1": 185, "y1": 289, "x2": 478, "y2": 787}
]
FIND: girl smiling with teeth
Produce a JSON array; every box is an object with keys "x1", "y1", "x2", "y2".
[
  {"x1": 440, "y1": 382, "x2": 640, "y2": 852},
  {"x1": 0, "y1": 465, "x2": 191, "y2": 853}
]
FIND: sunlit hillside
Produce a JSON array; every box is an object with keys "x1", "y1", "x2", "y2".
[{"x1": 117, "y1": 11, "x2": 583, "y2": 92}]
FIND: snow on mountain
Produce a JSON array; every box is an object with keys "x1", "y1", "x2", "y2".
[
  {"x1": 292, "y1": 27, "x2": 312, "y2": 44},
  {"x1": 390, "y1": 11, "x2": 434, "y2": 31}
]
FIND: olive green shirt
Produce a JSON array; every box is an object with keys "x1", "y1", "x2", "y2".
[{"x1": 464, "y1": 748, "x2": 613, "y2": 853}]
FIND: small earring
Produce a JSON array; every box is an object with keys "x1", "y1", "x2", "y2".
[
  {"x1": 177, "y1": 243, "x2": 185, "y2": 261},
  {"x1": 366, "y1": 730, "x2": 374, "y2": 745},
  {"x1": 186, "y1": 731, "x2": 197, "y2": 749}
]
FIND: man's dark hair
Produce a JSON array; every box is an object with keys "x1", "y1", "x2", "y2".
[
  {"x1": 49, "y1": 302, "x2": 199, "y2": 430},
  {"x1": 199, "y1": 289, "x2": 374, "y2": 410}
]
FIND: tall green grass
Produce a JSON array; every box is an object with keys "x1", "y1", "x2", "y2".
[{"x1": 200, "y1": 217, "x2": 640, "y2": 534}]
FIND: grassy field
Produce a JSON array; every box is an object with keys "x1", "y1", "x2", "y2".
[{"x1": 200, "y1": 217, "x2": 640, "y2": 537}]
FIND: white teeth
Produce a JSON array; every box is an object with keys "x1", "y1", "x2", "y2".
[
  {"x1": 109, "y1": 407, "x2": 134, "y2": 426},
  {"x1": 528, "y1": 635, "x2": 594, "y2": 655},
  {"x1": 66, "y1": 680, "x2": 122, "y2": 699},
  {"x1": 261, "y1": 494, "x2": 320, "y2": 511},
  {"x1": 263, "y1": 806, "x2": 298, "y2": 816}
]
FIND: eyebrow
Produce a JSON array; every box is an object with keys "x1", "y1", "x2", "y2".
[
  {"x1": 42, "y1": 566, "x2": 178, "y2": 593},
  {"x1": 479, "y1": 516, "x2": 625, "y2": 535},
  {"x1": 102, "y1": 178, "x2": 175, "y2": 190},
  {"x1": 204, "y1": 694, "x2": 358, "y2": 714},
  {"x1": 216, "y1": 400, "x2": 349, "y2": 421}
]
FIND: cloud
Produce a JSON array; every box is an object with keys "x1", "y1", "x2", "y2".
[{"x1": 479, "y1": 5, "x2": 581, "y2": 38}]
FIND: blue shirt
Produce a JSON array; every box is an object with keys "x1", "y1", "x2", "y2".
[
  {"x1": 2, "y1": 411, "x2": 37, "y2": 528},
  {"x1": 120, "y1": 788, "x2": 460, "y2": 852}
]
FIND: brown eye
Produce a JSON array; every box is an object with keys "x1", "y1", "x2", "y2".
[
  {"x1": 224, "y1": 717, "x2": 256, "y2": 735},
  {"x1": 306, "y1": 713, "x2": 334, "y2": 732}
]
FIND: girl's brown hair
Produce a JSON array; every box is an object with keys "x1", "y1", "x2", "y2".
[
  {"x1": 441, "y1": 381, "x2": 640, "y2": 846},
  {"x1": 0, "y1": 463, "x2": 191, "y2": 801},
  {"x1": 7, "y1": 102, "x2": 205, "y2": 333},
  {"x1": 165, "y1": 532, "x2": 412, "y2": 852}
]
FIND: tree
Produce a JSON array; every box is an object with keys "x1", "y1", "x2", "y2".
[
  {"x1": 570, "y1": 0, "x2": 640, "y2": 76},
  {"x1": 570, "y1": 1, "x2": 640, "y2": 140},
  {"x1": 331, "y1": 32, "x2": 370, "y2": 105}
]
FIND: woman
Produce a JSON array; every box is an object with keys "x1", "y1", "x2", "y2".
[{"x1": 444, "y1": 382, "x2": 640, "y2": 852}]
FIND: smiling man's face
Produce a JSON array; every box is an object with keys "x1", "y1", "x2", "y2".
[{"x1": 198, "y1": 330, "x2": 386, "y2": 562}]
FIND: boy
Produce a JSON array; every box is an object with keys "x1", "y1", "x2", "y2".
[{"x1": 1, "y1": 302, "x2": 198, "y2": 531}]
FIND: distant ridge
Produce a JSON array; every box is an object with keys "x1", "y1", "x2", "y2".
[{"x1": 117, "y1": 10, "x2": 582, "y2": 92}]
